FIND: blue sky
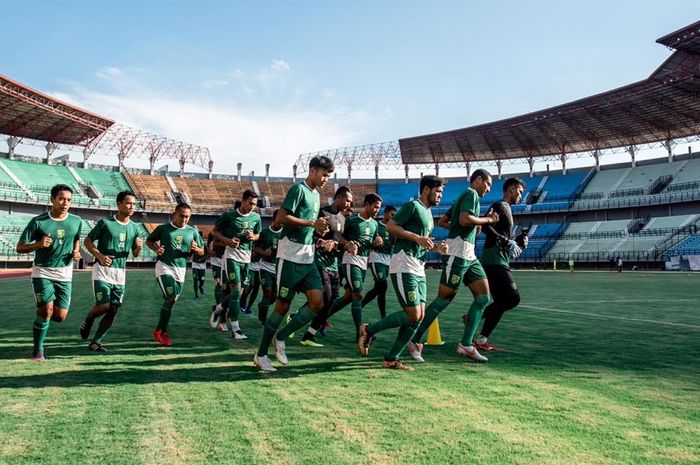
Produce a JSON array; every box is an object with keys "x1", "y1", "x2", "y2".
[{"x1": 2, "y1": 0, "x2": 697, "y2": 176}]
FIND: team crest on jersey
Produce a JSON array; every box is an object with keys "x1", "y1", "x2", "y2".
[
  {"x1": 353, "y1": 280, "x2": 360, "y2": 289},
  {"x1": 96, "y1": 291, "x2": 103, "y2": 301},
  {"x1": 119, "y1": 233, "x2": 127, "y2": 242},
  {"x1": 56, "y1": 229, "x2": 65, "y2": 239},
  {"x1": 166, "y1": 287, "x2": 174, "y2": 295},
  {"x1": 242, "y1": 221, "x2": 248, "y2": 229},
  {"x1": 451, "y1": 274, "x2": 460, "y2": 285},
  {"x1": 364, "y1": 227, "x2": 370, "y2": 235},
  {"x1": 279, "y1": 287, "x2": 289, "y2": 298},
  {"x1": 407, "y1": 290, "x2": 417, "y2": 302},
  {"x1": 175, "y1": 235, "x2": 183, "y2": 250},
  {"x1": 35, "y1": 292, "x2": 43, "y2": 303}
]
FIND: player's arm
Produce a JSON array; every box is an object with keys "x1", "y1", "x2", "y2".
[
  {"x1": 278, "y1": 208, "x2": 327, "y2": 235},
  {"x1": 72, "y1": 238, "x2": 81, "y2": 262},
  {"x1": 211, "y1": 225, "x2": 239, "y2": 248},
  {"x1": 253, "y1": 244, "x2": 272, "y2": 257},
  {"x1": 131, "y1": 236, "x2": 143, "y2": 258},
  {"x1": 146, "y1": 227, "x2": 165, "y2": 255},
  {"x1": 459, "y1": 210, "x2": 498, "y2": 227},
  {"x1": 386, "y1": 219, "x2": 434, "y2": 250},
  {"x1": 16, "y1": 219, "x2": 49, "y2": 254},
  {"x1": 84, "y1": 237, "x2": 112, "y2": 266},
  {"x1": 437, "y1": 214, "x2": 451, "y2": 229}
]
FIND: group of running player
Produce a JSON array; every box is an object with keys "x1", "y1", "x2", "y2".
[{"x1": 17, "y1": 155, "x2": 527, "y2": 371}]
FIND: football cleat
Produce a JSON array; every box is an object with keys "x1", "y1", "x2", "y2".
[
  {"x1": 406, "y1": 341, "x2": 425, "y2": 363},
  {"x1": 456, "y1": 343, "x2": 488, "y2": 362},
  {"x1": 475, "y1": 340, "x2": 502, "y2": 352},
  {"x1": 272, "y1": 336, "x2": 288, "y2": 366},
  {"x1": 382, "y1": 359, "x2": 414, "y2": 371},
  {"x1": 300, "y1": 338, "x2": 324, "y2": 348},
  {"x1": 158, "y1": 332, "x2": 173, "y2": 347},
  {"x1": 31, "y1": 351, "x2": 46, "y2": 362},
  {"x1": 232, "y1": 330, "x2": 248, "y2": 340},
  {"x1": 88, "y1": 341, "x2": 107, "y2": 352},
  {"x1": 253, "y1": 354, "x2": 277, "y2": 372}
]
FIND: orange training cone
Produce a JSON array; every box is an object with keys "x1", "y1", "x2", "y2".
[{"x1": 425, "y1": 318, "x2": 445, "y2": 345}]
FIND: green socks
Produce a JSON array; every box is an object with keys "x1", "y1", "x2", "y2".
[
  {"x1": 276, "y1": 304, "x2": 316, "y2": 341},
  {"x1": 386, "y1": 320, "x2": 420, "y2": 361},
  {"x1": 367, "y1": 310, "x2": 410, "y2": 337},
  {"x1": 157, "y1": 300, "x2": 174, "y2": 332},
  {"x1": 412, "y1": 297, "x2": 450, "y2": 343},
  {"x1": 351, "y1": 298, "x2": 363, "y2": 340},
  {"x1": 258, "y1": 297, "x2": 270, "y2": 324},
  {"x1": 461, "y1": 294, "x2": 493, "y2": 346},
  {"x1": 214, "y1": 284, "x2": 223, "y2": 304},
  {"x1": 257, "y1": 311, "x2": 284, "y2": 357},
  {"x1": 32, "y1": 317, "x2": 50, "y2": 355},
  {"x1": 93, "y1": 308, "x2": 118, "y2": 343},
  {"x1": 228, "y1": 287, "x2": 242, "y2": 320}
]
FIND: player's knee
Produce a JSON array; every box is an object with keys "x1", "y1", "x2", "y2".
[
  {"x1": 504, "y1": 291, "x2": 520, "y2": 311},
  {"x1": 475, "y1": 294, "x2": 493, "y2": 309},
  {"x1": 308, "y1": 298, "x2": 324, "y2": 313}
]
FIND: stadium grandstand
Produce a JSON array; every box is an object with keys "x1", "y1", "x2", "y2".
[{"x1": 2, "y1": 21, "x2": 700, "y2": 271}]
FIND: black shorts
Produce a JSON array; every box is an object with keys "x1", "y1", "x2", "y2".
[{"x1": 484, "y1": 265, "x2": 520, "y2": 310}]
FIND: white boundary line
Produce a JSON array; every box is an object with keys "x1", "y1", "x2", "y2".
[
  {"x1": 519, "y1": 304, "x2": 700, "y2": 330},
  {"x1": 529, "y1": 299, "x2": 694, "y2": 304}
]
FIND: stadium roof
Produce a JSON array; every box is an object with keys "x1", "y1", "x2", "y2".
[
  {"x1": 396, "y1": 21, "x2": 700, "y2": 165},
  {"x1": 0, "y1": 74, "x2": 114, "y2": 146}
]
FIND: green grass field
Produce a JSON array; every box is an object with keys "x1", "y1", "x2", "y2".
[{"x1": 0, "y1": 269, "x2": 698, "y2": 465}]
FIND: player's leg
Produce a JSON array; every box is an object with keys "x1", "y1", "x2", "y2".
[
  {"x1": 212, "y1": 265, "x2": 223, "y2": 304},
  {"x1": 458, "y1": 261, "x2": 492, "y2": 362},
  {"x1": 245, "y1": 270, "x2": 261, "y2": 314},
  {"x1": 225, "y1": 260, "x2": 247, "y2": 338},
  {"x1": 374, "y1": 263, "x2": 389, "y2": 318},
  {"x1": 257, "y1": 270, "x2": 276, "y2": 325},
  {"x1": 347, "y1": 265, "x2": 367, "y2": 341},
  {"x1": 81, "y1": 280, "x2": 111, "y2": 339},
  {"x1": 409, "y1": 256, "x2": 461, "y2": 349},
  {"x1": 361, "y1": 263, "x2": 380, "y2": 308},
  {"x1": 300, "y1": 267, "x2": 333, "y2": 346},
  {"x1": 275, "y1": 263, "x2": 324, "y2": 342},
  {"x1": 31, "y1": 278, "x2": 55, "y2": 360},
  {"x1": 477, "y1": 266, "x2": 520, "y2": 350},
  {"x1": 89, "y1": 284, "x2": 125, "y2": 351},
  {"x1": 193, "y1": 269, "x2": 201, "y2": 299},
  {"x1": 358, "y1": 273, "x2": 425, "y2": 370},
  {"x1": 154, "y1": 274, "x2": 181, "y2": 346}
]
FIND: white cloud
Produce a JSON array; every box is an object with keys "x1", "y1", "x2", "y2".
[{"x1": 51, "y1": 65, "x2": 392, "y2": 176}]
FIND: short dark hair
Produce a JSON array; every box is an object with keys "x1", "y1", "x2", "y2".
[
  {"x1": 383, "y1": 205, "x2": 397, "y2": 214},
  {"x1": 470, "y1": 169, "x2": 492, "y2": 183},
  {"x1": 309, "y1": 155, "x2": 334, "y2": 173},
  {"x1": 335, "y1": 185, "x2": 352, "y2": 198},
  {"x1": 364, "y1": 193, "x2": 383, "y2": 206},
  {"x1": 503, "y1": 177, "x2": 526, "y2": 192},
  {"x1": 175, "y1": 202, "x2": 192, "y2": 212},
  {"x1": 50, "y1": 184, "x2": 73, "y2": 199},
  {"x1": 419, "y1": 175, "x2": 445, "y2": 194},
  {"x1": 242, "y1": 189, "x2": 259, "y2": 200},
  {"x1": 234, "y1": 200, "x2": 242, "y2": 209},
  {"x1": 116, "y1": 190, "x2": 137, "y2": 203}
]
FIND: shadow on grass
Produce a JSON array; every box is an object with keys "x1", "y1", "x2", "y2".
[{"x1": 0, "y1": 357, "x2": 378, "y2": 388}]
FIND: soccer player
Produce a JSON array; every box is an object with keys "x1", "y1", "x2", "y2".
[
  {"x1": 253, "y1": 209, "x2": 283, "y2": 325},
  {"x1": 405, "y1": 169, "x2": 499, "y2": 364},
  {"x1": 357, "y1": 175, "x2": 448, "y2": 370},
  {"x1": 314, "y1": 193, "x2": 383, "y2": 341},
  {"x1": 473, "y1": 177, "x2": 527, "y2": 352},
  {"x1": 79, "y1": 190, "x2": 143, "y2": 351},
  {"x1": 146, "y1": 203, "x2": 205, "y2": 346},
  {"x1": 362, "y1": 205, "x2": 397, "y2": 318},
  {"x1": 192, "y1": 231, "x2": 208, "y2": 300},
  {"x1": 207, "y1": 230, "x2": 227, "y2": 329},
  {"x1": 239, "y1": 254, "x2": 261, "y2": 314},
  {"x1": 212, "y1": 190, "x2": 262, "y2": 339},
  {"x1": 253, "y1": 155, "x2": 334, "y2": 372},
  {"x1": 297, "y1": 186, "x2": 353, "y2": 347},
  {"x1": 17, "y1": 184, "x2": 82, "y2": 361}
]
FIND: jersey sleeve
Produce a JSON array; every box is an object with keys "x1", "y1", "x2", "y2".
[
  {"x1": 254, "y1": 215, "x2": 262, "y2": 234},
  {"x1": 458, "y1": 190, "x2": 479, "y2": 216},
  {"x1": 147, "y1": 225, "x2": 162, "y2": 244},
  {"x1": 74, "y1": 219, "x2": 82, "y2": 241},
  {"x1": 87, "y1": 219, "x2": 104, "y2": 242},
  {"x1": 19, "y1": 218, "x2": 38, "y2": 244},
  {"x1": 391, "y1": 202, "x2": 415, "y2": 228},
  {"x1": 195, "y1": 231, "x2": 205, "y2": 248},
  {"x1": 281, "y1": 183, "x2": 303, "y2": 214},
  {"x1": 214, "y1": 212, "x2": 230, "y2": 231}
]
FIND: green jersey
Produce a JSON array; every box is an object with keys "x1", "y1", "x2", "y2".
[
  {"x1": 147, "y1": 222, "x2": 204, "y2": 282},
  {"x1": 341, "y1": 214, "x2": 378, "y2": 270},
  {"x1": 481, "y1": 201, "x2": 514, "y2": 267},
  {"x1": 87, "y1": 216, "x2": 143, "y2": 285},
  {"x1": 389, "y1": 200, "x2": 434, "y2": 276},
  {"x1": 368, "y1": 220, "x2": 393, "y2": 265},
  {"x1": 20, "y1": 212, "x2": 83, "y2": 282},
  {"x1": 207, "y1": 232, "x2": 225, "y2": 268},
  {"x1": 215, "y1": 209, "x2": 262, "y2": 264},
  {"x1": 278, "y1": 181, "x2": 321, "y2": 264},
  {"x1": 444, "y1": 187, "x2": 480, "y2": 260},
  {"x1": 257, "y1": 225, "x2": 283, "y2": 273}
]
